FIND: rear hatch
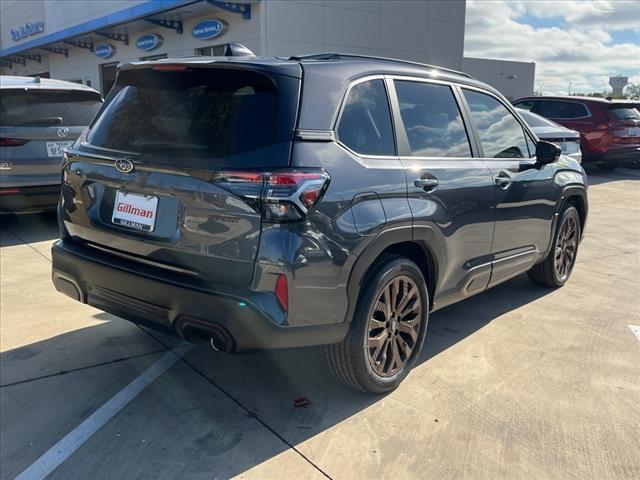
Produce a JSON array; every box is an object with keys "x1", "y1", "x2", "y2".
[
  {"x1": 0, "y1": 88, "x2": 102, "y2": 188},
  {"x1": 606, "y1": 105, "x2": 640, "y2": 145},
  {"x1": 61, "y1": 61, "x2": 302, "y2": 287}
]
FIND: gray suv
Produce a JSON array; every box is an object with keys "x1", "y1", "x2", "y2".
[
  {"x1": 0, "y1": 76, "x2": 102, "y2": 212},
  {"x1": 51, "y1": 51, "x2": 588, "y2": 393}
]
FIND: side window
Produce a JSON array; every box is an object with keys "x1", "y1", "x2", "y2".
[
  {"x1": 394, "y1": 80, "x2": 472, "y2": 157},
  {"x1": 526, "y1": 135, "x2": 537, "y2": 158},
  {"x1": 463, "y1": 89, "x2": 529, "y2": 159},
  {"x1": 337, "y1": 79, "x2": 395, "y2": 156},
  {"x1": 532, "y1": 101, "x2": 589, "y2": 119}
]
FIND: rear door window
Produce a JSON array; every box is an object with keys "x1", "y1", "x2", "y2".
[
  {"x1": 0, "y1": 89, "x2": 102, "y2": 127},
  {"x1": 531, "y1": 101, "x2": 589, "y2": 119},
  {"x1": 394, "y1": 80, "x2": 471, "y2": 157},
  {"x1": 87, "y1": 68, "x2": 296, "y2": 162},
  {"x1": 463, "y1": 89, "x2": 529, "y2": 159},
  {"x1": 337, "y1": 79, "x2": 395, "y2": 156}
]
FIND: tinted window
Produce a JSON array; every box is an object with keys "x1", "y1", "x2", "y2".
[
  {"x1": 463, "y1": 90, "x2": 529, "y2": 159},
  {"x1": 88, "y1": 69, "x2": 287, "y2": 159},
  {"x1": 526, "y1": 135, "x2": 537, "y2": 158},
  {"x1": 337, "y1": 79, "x2": 395, "y2": 156},
  {"x1": 531, "y1": 100, "x2": 589, "y2": 119},
  {"x1": 0, "y1": 89, "x2": 102, "y2": 127},
  {"x1": 395, "y1": 80, "x2": 471, "y2": 157},
  {"x1": 607, "y1": 107, "x2": 640, "y2": 120}
]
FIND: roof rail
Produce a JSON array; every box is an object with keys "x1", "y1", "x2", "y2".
[{"x1": 289, "y1": 52, "x2": 472, "y2": 78}]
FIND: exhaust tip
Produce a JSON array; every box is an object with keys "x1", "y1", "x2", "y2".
[
  {"x1": 175, "y1": 316, "x2": 234, "y2": 353},
  {"x1": 53, "y1": 273, "x2": 82, "y2": 302}
]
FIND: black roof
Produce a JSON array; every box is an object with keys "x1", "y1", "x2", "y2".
[
  {"x1": 117, "y1": 52, "x2": 503, "y2": 130},
  {"x1": 119, "y1": 52, "x2": 488, "y2": 89}
]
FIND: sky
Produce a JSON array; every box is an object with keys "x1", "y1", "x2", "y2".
[{"x1": 464, "y1": 0, "x2": 640, "y2": 95}]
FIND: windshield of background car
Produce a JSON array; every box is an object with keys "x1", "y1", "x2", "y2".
[
  {"x1": 518, "y1": 109, "x2": 560, "y2": 128},
  {"x1": 0, "y1": 89, "x2": 102, "y2": 127}
]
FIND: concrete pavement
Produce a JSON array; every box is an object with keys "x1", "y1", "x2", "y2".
[{"x1": 1, "y1": 167, "x2": 639, "y2": 479}]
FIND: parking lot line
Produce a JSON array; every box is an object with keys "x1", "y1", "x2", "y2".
[
  {"x1": 15, "y1": 344, "x2": 191, "y2": 480},
  {"x1": 630, "y1": 325, "x2": 640, "y2": 343}
]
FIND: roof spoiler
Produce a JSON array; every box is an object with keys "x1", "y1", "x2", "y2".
[{"x1": 290, "y1": 52, "x2": 472, "y2": 78}]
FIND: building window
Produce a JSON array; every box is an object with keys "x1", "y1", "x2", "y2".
[{"x1": 195, "y1": 45, "x2": 226, "y2": 56}]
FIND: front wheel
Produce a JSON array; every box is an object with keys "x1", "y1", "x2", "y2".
[
  {"x1": 528, "y1": 205, "x2": 581, "y2": 288},
  {"x1": 324, "y1": 256, "x2": 429, "y2": 394}
]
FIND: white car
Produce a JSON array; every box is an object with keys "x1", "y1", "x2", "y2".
[{"x1": 516, "y1": 108, "x2": 582, "y2": 162}]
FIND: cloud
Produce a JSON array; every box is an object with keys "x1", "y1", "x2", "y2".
[{"x1": 464, "y1": 0, "x2": 640, "y2": 95}]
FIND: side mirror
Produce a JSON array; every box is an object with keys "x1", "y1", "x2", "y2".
[{"x1": 536, "y1": 140, "x2": 562, "y2": 166}]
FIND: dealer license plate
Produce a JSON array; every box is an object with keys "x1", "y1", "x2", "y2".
[{"x1": 111, "y1": 190, "x2": 158, "y2": 232}]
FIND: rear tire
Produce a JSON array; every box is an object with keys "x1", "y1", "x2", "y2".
[
  {"x1": 528, "y1": 205, "x2": 581, "y2": 288},
  {"x1": 324, "y1": 255, "x2": 429, "y2": 394}
]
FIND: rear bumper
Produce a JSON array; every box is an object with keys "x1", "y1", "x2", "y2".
[
  {"x1": 602, "y1": 147, "x2": 640, "y2": 164},
  {"x1": 585, "y1": 146, "x2": 640, "y2": 165},
  {"x1": 51, "y1": 240, "x2": 348, "y2": 352},
  {"x1": 0, "y1": 184, "x2": 60, "y2": 213}
]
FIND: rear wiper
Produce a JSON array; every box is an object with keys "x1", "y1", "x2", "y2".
[{"x1": 18, "y1": 117, "x2": 63, "y2": 126}]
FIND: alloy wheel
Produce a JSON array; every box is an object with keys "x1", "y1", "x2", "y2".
[
  {"x1": 554, "y1": 215, "x2": 578, "y2": 281},
  {"x1": 366, "y1": 275, "x2": 423, "y2": 377}
]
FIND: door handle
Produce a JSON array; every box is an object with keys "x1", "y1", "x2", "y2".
[
  {"x1": 494, "y1": 171, "x2": 512, "y2": 188},
  {"x1": 414, "y1": 177, "x2": 439, "y2": 192}
]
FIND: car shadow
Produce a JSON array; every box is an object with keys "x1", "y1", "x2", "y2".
[
  {"x1": 0, "y1": 211, "x2": 59, "y2": 247},
  {"x1": 583, "y1": 165, "x2": 640, "y2": 185},
  {"x1": 0, "y1": 271, "x2": 553, "y2": 477}
]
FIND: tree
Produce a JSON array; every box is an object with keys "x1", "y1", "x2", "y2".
[{"x1": 625, "y1": 83, "x2": 640, "y2": 100}]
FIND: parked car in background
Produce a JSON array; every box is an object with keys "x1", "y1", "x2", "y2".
[
  {"x1": 516, "y1": 108, "x2": 582, "y2": 162},
  {"x1": 0, "y1": 76, "x2": 102, "y2": 213},
  {"x1": 51, "y1": 49, "x2": 588, "y2": 394},
  {"x1": 513, "y1": 96, "x2": 640, "y2": 169}
]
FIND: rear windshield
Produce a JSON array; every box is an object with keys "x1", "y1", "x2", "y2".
[
  {"x1": 87, "y1": 68, "x2": 288, "y2": 159},
  {"x1": 0, "y1": 89, "x2": 102, "y2": 127},
  {"x1": 518, "y1": 109, "x2": 559, "y2": 128},
  {"x1": 608, "y1": 107, "x2": 640, "y2": 121}
]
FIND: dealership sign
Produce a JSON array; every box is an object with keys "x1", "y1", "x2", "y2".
[
  {"x1": 192, "y1": 19, "x2": 228, "y2": 40},
  {"x1": 95, "y1": 44, "x2": 116, "y2": 59},
  {"x1": 136, "y1": 33, "x2": 162, "y2": 51},
  {"x1": 11, "y1": 21, "x2": 45, "y2": 41}
]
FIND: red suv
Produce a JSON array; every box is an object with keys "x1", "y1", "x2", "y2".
[{"x1": 513, "y1": 96, "x2": 640, "y2": 169}]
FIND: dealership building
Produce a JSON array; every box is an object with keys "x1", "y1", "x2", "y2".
[{"x1": 0, "y1": 0, "x2": 534, "y2": 99}]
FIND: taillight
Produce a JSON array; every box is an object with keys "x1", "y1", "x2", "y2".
[
  {"x1": 0, "y1": 138, "x2": 30, "y2": 147},
  {"x1": 275, "y1": 274, "x2": 289, "y2": 312},
  {"x1": 151, "y1": 65, "x2": 190, "y2": 71},
  {"x1": 212, "y1": 169, "x2": 330, "y2": 223}
]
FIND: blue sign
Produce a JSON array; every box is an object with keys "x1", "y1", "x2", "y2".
[
  {"x1": 192, "y1": 19, "x2": 228, "y2": 40},
  {"x1": 136, "y1": 34, "x2": 162, "y2": 51},
  {"x1": 11, "y1": 21, "x2": 45, "y2": 42},
  {"x1": 95, "y1": 44, "x2": 116, "y2": 59}
]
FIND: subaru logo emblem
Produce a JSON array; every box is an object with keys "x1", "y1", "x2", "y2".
[
  {"x1": 115, "y1": 158, "x2": 135, "y2": 174},
  {"x1": 57, "y1": 127, "x2": 69, "y2": 138}
]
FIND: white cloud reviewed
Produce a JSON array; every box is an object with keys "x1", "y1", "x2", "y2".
[{"x1": 464, "y1": 0, "x2": 640, "y2": 95}]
